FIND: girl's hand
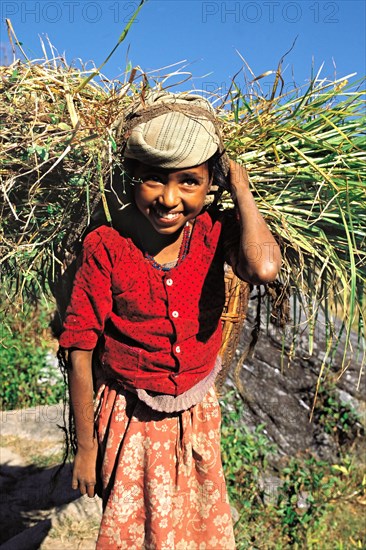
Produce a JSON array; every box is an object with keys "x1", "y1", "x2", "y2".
[
  {"x1": 72, "y1": 441, "x2": 98, "y2": 498},
  {"x1": 228, "y1": 160, "x2": 250, "y2": 196}
]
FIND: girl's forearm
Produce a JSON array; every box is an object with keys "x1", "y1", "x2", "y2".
[
  {"x1": 69, "y1": 349, "x2": 96, "y2": 450},
  {"x1": 229, "y1": 161, "x2": 281, "y2": 284}
]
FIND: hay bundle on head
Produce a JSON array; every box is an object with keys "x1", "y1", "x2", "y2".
[{"x1": 0, "y1": 53, "x2": 365, "y2": 376}]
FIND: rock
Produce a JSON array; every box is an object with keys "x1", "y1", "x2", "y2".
[
  {"x1": 0, "y1": 403, "x2": 66, "y2": 442},
  {"x1": 258, "y1": 474, "x2": 283, "y2": 506},
  {"x1": 52, "y1": 494, "x2": 102, "y2": 524},
  {"x1": 225, "y1": 296, "x2": 365, "y2": 462},
  {"x1": 296, "y1": 491, "x2": 310, "y2": 511},
  {"x1": 230, "y1": 504, "x2": 240, "y2": 523},
  {"x1": 40, "y1": 495, "x2": 102, "y2": 550},
  {"x1": 0, "y1": 447, "x2": 27, "y2": 468}
]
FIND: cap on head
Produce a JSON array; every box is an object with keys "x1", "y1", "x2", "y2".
[{"x1": 123, "y1": 92, "x2": 227, "y2": 172}]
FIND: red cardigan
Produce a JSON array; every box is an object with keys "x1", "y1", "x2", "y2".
[{"x1": 60, "y1": 210, "x2": 235, "y2": 396}]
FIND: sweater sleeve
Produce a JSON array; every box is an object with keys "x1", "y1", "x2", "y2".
[{"x1": 59, "y1": 227, "x2": 119, "y2": 350}]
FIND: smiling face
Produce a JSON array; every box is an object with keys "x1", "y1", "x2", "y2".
[{"x1": 133, "y1": 162, "x2": 212, "y2": 234}]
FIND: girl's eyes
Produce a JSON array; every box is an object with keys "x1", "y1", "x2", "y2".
[
  {"x1": 182, "y1": 179, "x2": 199, "y2": 186},
  {"x1": 143, "y1": 175, "x2": 163, "y2": 183},
  {"x1": 140, "y1": 176, "x2": 199, "y2": 186}
]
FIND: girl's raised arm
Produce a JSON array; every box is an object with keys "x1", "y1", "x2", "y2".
[
  {"x1": 69, "y1": 349, "x2": 98, "y2": 498},
  {"x1": 228, "y1": 160, "x2": 281, "y2": 284}
]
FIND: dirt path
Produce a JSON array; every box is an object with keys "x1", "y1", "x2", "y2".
[{"x1": 0, "y1": 404, "x2": 101, "y2": 549}]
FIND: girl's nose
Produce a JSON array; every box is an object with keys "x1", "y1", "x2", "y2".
[{"x1": 160, "y1": 183, "x2": 179, "y2": 208}]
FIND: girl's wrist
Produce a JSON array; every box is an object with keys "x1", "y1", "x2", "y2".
[
  {"x1": 77, "y1": 437, "x2": 97, "y2": 452},
  {"x1": 231, "y1": 182, "x2": 253, "y2": 208},
  {"x1": 231, "y1": 182, "x2": 251, "y2": 197}
]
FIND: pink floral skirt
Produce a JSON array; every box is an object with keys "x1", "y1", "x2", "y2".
[{"x1": 94, "y1": 383, "x2": 236, "y2": 550}]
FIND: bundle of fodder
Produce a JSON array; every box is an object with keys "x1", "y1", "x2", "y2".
[
  {"x1": 1, "y1": 57, "x2": 365, "y2": 371},
  {"x1": 0, "y1": 58, "x2": 131, "y2": 296},
  {"x1": 220, "y1": 74, "x2": 366, "y2": 372}
]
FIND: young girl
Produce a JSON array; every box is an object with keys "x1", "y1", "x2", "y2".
[{"x1": 60, "y1": 92, "x2": 281, "y2": 549}]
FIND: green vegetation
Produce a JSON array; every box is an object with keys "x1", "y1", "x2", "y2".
[
  {"x1": 0, "y1": 296, "x2": 64, "y2": 409},
  {"x1": 220, "y1": 391, "x2": 365, "y2": 549},
  {"x1": 314, "y1": 381, "x2": 364, "y2": 450}
]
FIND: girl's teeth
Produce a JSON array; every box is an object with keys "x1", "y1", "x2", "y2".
[{"x1": 157, "y1": 210, "x2": 179, "y2": 219}]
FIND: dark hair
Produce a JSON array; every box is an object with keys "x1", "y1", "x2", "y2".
[
  {"x1": 122, "y1": 157, "x2": 139, "y2": 179},
  {"x1": 207, "y1": 151, "x2": 229, "y2": 189}
]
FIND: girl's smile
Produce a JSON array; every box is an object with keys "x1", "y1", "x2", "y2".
[
  {"x1": 133, "y1": 162, "x2": 211, "y2": 234},
  {"x1": 151, "y1": 205, "x2": 184, "y2": 225}
]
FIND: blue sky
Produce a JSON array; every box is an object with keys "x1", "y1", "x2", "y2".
[{"x1": 1, "y1": 0, "x2": 365, "y2": 96}]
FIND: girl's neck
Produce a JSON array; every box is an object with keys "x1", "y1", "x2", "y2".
[
  {"x1": 130, "y1": 209, "x2": 193, "y2": 263},
  {"x1": 146, "y1": 222, "x2": 191, "y2": 268}
]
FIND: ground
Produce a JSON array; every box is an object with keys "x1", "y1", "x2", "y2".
[{"x1": 0, "y1": 404, "x2": 101, "y2": 549}]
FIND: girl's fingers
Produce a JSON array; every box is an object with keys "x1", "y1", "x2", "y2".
[
  {"x1": 80, "y1": 480, "x2": 95, "y2": 497},
  {"x1": 86, "y1": 482, "x2": 96, "y2": 498},
  {"x1": 72, "y1": 450, "x2": 98, "y2": 497},
  {"x1": 72, "y1": 477, "x2": 95, "y2": 497},
  {"x1": 72, "y1": 476, "x2": 79, "y2": 491}
]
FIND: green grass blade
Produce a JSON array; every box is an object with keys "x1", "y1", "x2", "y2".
[{"x1": 73, "y1": 0, "x2": 146, "y2": 93}]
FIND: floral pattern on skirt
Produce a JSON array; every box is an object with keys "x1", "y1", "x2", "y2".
[{"x1": 94, "y1": 383, "x2": 236, "y2": 550}]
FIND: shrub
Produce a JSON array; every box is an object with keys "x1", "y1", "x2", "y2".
[
  {"x1": 220, "y1": 390, "x2": 365, "y2": 549},
  {"x1": 0, "y1": 296, "x2": 64, "y2": 409}
]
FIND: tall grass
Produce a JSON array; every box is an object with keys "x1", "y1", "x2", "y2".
[{"x1": 220, "y1": 74, "x2": 365, "y2": 379}]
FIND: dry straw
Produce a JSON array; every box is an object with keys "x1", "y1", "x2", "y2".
[{"x1": 0, "y1": 27, "x2": 365, "y2": 378}]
